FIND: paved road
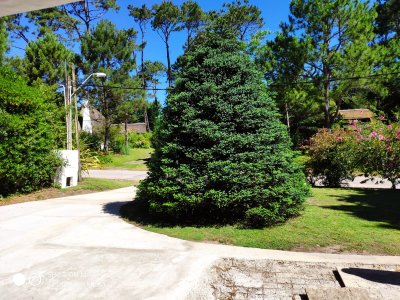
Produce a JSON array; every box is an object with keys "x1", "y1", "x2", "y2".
[
  {"x1": 0, "y1": 188, "x2": 399, "y2": 299},
  {"x1": 84, "y1": 169, "x2": 148, "y2": 181}
]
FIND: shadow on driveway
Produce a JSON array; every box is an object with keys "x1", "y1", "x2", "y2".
[
  {"x1": 342, "y1": 268, "x2": 400, "y2": 286},
  {"x1": 103, "y1": 201, "x2": 129, "y2": 216}
]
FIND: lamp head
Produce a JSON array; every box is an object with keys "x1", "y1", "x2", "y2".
[{"x1": 93, "y1": 72, "x2": 107, "y2": 78}]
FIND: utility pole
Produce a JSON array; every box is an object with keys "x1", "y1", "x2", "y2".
[
  {"x1": 66, "y1": 77, "x2": 73, "y2": 150},
  {"x1": 71, "y1": 64, "x2": 82, "y2": 182}
]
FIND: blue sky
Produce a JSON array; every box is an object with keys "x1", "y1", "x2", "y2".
[{"x1": 9, "y1": 0, "x2": 291, "y2": 102}]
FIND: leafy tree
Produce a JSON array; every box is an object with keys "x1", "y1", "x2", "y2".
[
  {"x1": 0, "y1": 19, "x2": 8, "y2": 64},
  {"x1": 135, "y1": 31, "x2": 309, "y2": 227},
  {"x1": 375, "y1": 0, "x2": 400, "y2": 44},
  {"x1": 80, "y1": 20, "x2": 137, "y2": 152},
  {"x1": 128, "y1": 4, "x2": 152, "y2": 86},
  {"x1": 3, "y1": 14, "x2": 30, "y2": 44},
  {"x1": 23, "y1": 33, "x2": 74, "y2": 85},
  {"x1": 26, "y1": 8, "x2": 79, "y2": 42},
  {"x1": 151, "y1": 1, "x2": 182, "y2": 87},
  {"x1": 142, "y1": 60, "x2": 166, "y2": 101},
  {"x1": 264, "y1": 0, "x2": 382, "y2": 130},
  {"x1": 373, "y1": 0, "x2": 400, "y2": 118},
  {"x1": 0, "y1": 67, "x2": 62, "y2": 196},
  {"x1": 181, "y1": 0, "x2": 205, "y2": 49},
  {"x1": 210, "y1": 0, "x2": 264, "y2": 41},
  {"x1": 128, "y1": 4, "x2": 153, "y2": 131},
  {"x1": 27, "y1": 0, "x2": 119, "y2": 41},
  {"x1": 141, "y1": 60, "x2": 166, "y2": 130}
]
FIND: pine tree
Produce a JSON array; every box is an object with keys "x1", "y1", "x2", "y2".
[
  {"x1": 24, "y1": 33, "x2": 74, "y2": 85},
  {"x1": 136, "y1": 31, "x2": 309, "y2": 227}
]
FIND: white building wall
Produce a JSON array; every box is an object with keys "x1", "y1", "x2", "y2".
[
  {"x1": 54, "y1": 150, "x2": 79, "y2": 188},
  {"x1": 82, "y1": 100, "x2": 93, "y2": 134}
]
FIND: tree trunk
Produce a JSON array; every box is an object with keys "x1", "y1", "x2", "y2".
[
  {"x1": 323, "y1": 78, "x2": 330, "y2": 128},
  {"x1": 84, "y1": 0, "x2": 90, "y2": 35},
  {"x1": 71, "y1": 64, "x2": 82, "y2": 182},
  {"x1": 166, "y1": 37, "x2": 172, "y2": 87},
  {"x1": 285, "y1": 102, "x2": 290, "y2": 133},
  {"x1": 103, "y1": 88, "x2": 110, "y2": 153},
  {"x1": 125, "y1": 117, "x2": 128, "y2": 151},
  {"x1": 323, "y1": 29, "x2": 331, "y2": 128},
  {"x1": 140, "y1": 26, "x2": 150, "y2": 132}
]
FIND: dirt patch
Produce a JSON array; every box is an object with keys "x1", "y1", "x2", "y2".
[
  {"x1": 292, "y1": 244, "x2": 345, "y2": 254},
  {"x1": 0, "y1": 188, "x2": 100, "y2": 207}
]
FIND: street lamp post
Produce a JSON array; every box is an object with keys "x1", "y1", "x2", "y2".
[{"x1": 65, "y1": 69, "x2": 106, "y2": 181}]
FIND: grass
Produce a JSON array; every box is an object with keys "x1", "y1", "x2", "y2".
[
  {"x1": 0, "y1": 178, "x2": 134, "y2": 206},
  {"x1": 122, "y1": 188, "x2": 400, "y2": 255},
  {"x1": 100, "y1": 148, "x2": 153, "y2": 170}
]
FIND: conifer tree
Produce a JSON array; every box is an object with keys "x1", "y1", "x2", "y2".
[{"x1": 136, "y1": 31, "x2": 309, "y2": 227}]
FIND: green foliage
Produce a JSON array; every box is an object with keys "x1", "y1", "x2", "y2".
[
  {"x1": 110, "y1": 134, "x2": 126, "y2": 154},
  {"x1": 80, "y1": 131, "x2": 102, "y2": 151},
  {"x1": 260, "y1": 0, "x2": 383, "y2": 142},
  {"x1": 0, "y1": 19, "x2": 8, "y2": 65},
  {"x1": 181, "y1": 0, "x2": 206, "y2": 48},
  {"x1": 0, "y1": 68, "x2": 62, "y2": 196},
  {"x1": 307, "y1": 128, "x2": 356, "y2": 187},
  {"x1": 128, "y1": 132, "x2": 152, "y2": 149},
  {"x1": 27, "y1": 0, "x2": 119, "y2": 41},
  {"x1": 136, "y1": 31, "x2": 309, "y2": 227},
  {"x1": 211, "y1": 0, "x2": 264, "y2": 41},
  {"x1": 307, "y1": 119, "x2": 400, "y2": 189},
  {"x1": 151, "y1": 1, "x2": 182, "y2": 86},
  {"x1": 352, "y1": 120, "x2": 400, "y2": 189},
  {"x1": 24, "y1": 33, "x2": 74, "y2": 85},
  {"x1": 80, "y1": 19, "x2": 137, "y2": 152}
]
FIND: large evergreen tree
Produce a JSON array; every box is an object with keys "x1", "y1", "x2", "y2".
[{"x1": 135, "y1": 31, "x2": 309, "y2": 227}]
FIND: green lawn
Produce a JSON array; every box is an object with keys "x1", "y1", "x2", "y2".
[
  {"x1": 100, "y1": 148, "x2": 153, "y2": 170},
  {"x1": 123, "y1": 188, "x2": 400, "y2": 255},
  {"x1": 67, "y1": 177, "x2": 134, "y2": 191}
]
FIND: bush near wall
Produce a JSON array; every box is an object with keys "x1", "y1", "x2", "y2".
[{"x1": 0, "y1": 68, "x2": 62, "y2": 196}]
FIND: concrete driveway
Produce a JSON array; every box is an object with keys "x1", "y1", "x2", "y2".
[
  {"x1": 0, "y1": 187, "x2": 399, "y2": 299},
  {"x1": 84, "y1": 169, "x2": 148, "y2": 181}
]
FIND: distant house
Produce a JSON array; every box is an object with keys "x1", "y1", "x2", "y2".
[
  {"x1": 117, "y1": 123, "x2": 147, "y2": 134},
  {"x1": 338, "y1": 109, "x2": 374, "y2": 122},
  {"x1": 81, "y1": 101, "x2": 105, "y2": 134},
  {"x1": 80, "y1": 102, "x2": 148, "y2": 134}
]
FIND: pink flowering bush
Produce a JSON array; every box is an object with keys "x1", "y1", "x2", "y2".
[
  {"x1": 352, "y1": 121, "x2": 400, "y2": 189},
  {"x1": 307, "y1": 120, "x2": 400, "y2": 189}
]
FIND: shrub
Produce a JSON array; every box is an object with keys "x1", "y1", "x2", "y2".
[
  {"x1": 135, "y1": 31, "x2": 309, "y2": 227},
  {"x1": 110, "y1": 134, "x2": 125, "y2": 154},
  {"x1": 80, "y1": 131, "x2": 102, "y2": 151},
  {"x1": 352, "y1": 120, "x2": 400, "y2": 189},
  {"x1": 307, "y1": 128, "x2": 356, "y2": 187},
  {"x1": 0, "y1": 68, "x2": 63, "y2": 196},
  {"x1": 128, "y1": 132, "x2": 152, "y2": 149}
]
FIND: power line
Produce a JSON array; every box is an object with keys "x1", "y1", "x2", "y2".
[
  {"x1": 268, "y1": 71, "x2": 400, "y2": 87},
  {"x1": 76, "y1": 71, "x2": 400, "y2": 91}
]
